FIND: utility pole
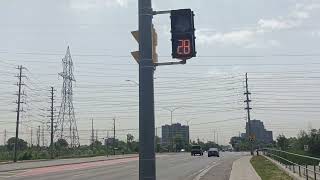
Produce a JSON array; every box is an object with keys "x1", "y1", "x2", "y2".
[
  {"x1": 30, "y1": 128, "x2": 33, "y2": 147},
  {"x1": 217, "y1": 132, "x2": 219, "y2": 145},
  {"x1": 37, "y1": 125, "x2": 40, "y2": 147},
  {"x1": 245, "y1": 73, "x2": 253, "y2": 155},
  {"x1": 138, "y1": 0, "x2": 156, "y2": 178},
  {"x1": 113, "y1": 117, "x2": 116, "y2": 155},
  {"x1": 106, "y1": 130, "x2": 109, "y2": 157},
  {"x1": 14, "y1": 65, "x2": 24, "y2": 162},
  {"x1": 213, "y1": 130, "x2": 216, "y2": 143},
  {"x1": 4, "y1": 129, "x2": 7, "y2": 146},
  {"x1": 96, "y1": 130, "x2": 98, "y2": 142},
  {"x1": 91, "y1": 118, "x2": 94, "y2": 145},
  {"x1": 42, "y1": 124, "x2": 45, "y2": 147},
  {"x1": 50, "y1": 86, "x2": 54, "y2": 159}
]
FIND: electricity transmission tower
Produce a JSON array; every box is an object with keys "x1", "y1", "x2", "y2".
[{"x1": 56, "y1": 47, "x2": 80, "y2": 147}]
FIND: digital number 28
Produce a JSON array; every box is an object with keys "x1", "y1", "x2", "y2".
[{"x1": 177, "y1": 39, "x2": 191, "y2": 55}]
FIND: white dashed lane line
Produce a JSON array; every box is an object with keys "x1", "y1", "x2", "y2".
[{"x1": 0, "y1": 170, "x2": 27, "y2": 178}]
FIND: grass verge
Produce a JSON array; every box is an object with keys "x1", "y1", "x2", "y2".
[{"x1": 250, "y1": 155, "x2": 293, "y2": 180}]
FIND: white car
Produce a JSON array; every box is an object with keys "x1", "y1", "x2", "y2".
[{"x1": 208, "y1": 148, "x2": 220, "y2": 157}]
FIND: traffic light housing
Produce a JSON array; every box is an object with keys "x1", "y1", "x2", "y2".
[
  {"x1": 170, "y1": 9, "x2": 196, "y2": 60},
  {"x1": 131, "y1": 25, "x2": 158, "y2": 64}
]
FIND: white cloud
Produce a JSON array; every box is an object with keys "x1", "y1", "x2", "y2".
[
  {"x1": 303, "y1": 3, "x2": 320, "y2": 11},
  {"x1": 257, "y1": 1, "x2": 320, "y2": 32},
  {"x1": 290, "y1": 11, "x2": 309, "y2": 19},
  {"x1": 115, "y1": 0, "x2": 129, "y2": 7},
  {"x1": 197, "y1": 30, "x2": 256, "y2": 46},
  {"x1": 197, "y1": 1, "x2": 320, "y2": 48},
  {"x1": 258, "y1": 19, "x2": 298, "y2": 31},
  {"x1": 312, "y1": 31, "x2": 320, "y2": 37},
  {"x1": 268, "y1": 40, "x2": 281, "y2": 47},
  {"x1": 69, "y1": 0, "x2": 130, "y2": 11}
]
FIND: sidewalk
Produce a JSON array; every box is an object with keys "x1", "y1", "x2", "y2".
[
  {"x1": 0, "y1": 154, "x2": 138, "y2": 172},
  {"x1": 229, "y1": 156, "x2": 261, "y2": 180}
]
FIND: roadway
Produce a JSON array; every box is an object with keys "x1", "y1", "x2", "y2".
[{"x1": 1, "y1": 152, "x2": 245, "y2": 180}]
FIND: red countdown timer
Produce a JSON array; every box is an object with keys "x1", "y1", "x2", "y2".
[
  {"x1": 171, "y1": 33, "x2": 195, "y2": 59},
  {"x1": 177, "y1": 39, "x2": 191, "y2": 55}
]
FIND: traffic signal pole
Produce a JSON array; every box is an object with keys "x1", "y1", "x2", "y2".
[{"x1": 138, "y1": 0, "x2": 156, "y2": 179}]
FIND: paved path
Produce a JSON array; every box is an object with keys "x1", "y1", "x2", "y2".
[
  {"x1": 0, "y1": 152, "x2": 244, "y2": 180},
  {"x1": 229, "y1": 155, "x2": 261, "y2": 180}
]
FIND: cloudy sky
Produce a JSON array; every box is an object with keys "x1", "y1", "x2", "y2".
[{"x1": 0, "y1": 0, "x2": 320, "y2": 145}]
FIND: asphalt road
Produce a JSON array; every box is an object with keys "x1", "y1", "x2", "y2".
[{"x1": 1, "y1": 152, "x2": 244, "y2": 180}]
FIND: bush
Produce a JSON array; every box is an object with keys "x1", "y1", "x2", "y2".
[{"x1": 19, "y1": 151, "x2": 32, "y2": 160}]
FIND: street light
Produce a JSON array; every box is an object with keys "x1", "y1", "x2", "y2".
[
  {"x1": 162, "y1": 106, "x2": 183, "y2": 125},
  {"x1": 184, "y1": 117, "x2": 195, "y2": 126},
  {"x1": 162, "y1": 106, "x2": 183, "y2": 152}
]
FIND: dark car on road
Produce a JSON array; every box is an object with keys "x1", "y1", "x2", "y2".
[
  {"x1": 208, "y1": 148, "x2": 219, "y2": 157},
  {"x1": 191, "y1": 145, "x2": 203, "y2": 156}
]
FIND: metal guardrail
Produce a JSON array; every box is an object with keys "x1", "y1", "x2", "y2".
[{"x1": 263, "y1": 148, "x2": 320, "y2": 180}]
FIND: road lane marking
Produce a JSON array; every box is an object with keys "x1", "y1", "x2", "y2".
[
  {"x1": 0, "y1": 170, "x2": 27, "y2": 178},
  {"x1": 192, "y1": 161, "x2": 222, "y2": 180}
]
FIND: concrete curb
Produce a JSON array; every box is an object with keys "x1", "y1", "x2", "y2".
[
  {"x1": 0, "y1": 155, "x2": 139, "y2": 172},
  {"x1": 262, "y1": 155, "x2": 304, "y2": 180}
]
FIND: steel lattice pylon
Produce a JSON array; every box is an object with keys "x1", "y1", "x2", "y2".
[{"x1": 56, "y1": 46, "x2": 80, "y2": 147}]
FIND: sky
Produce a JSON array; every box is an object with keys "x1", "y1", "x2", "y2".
[{"x1": 0, "y1": 0, "x2": 320, "y2": 146}]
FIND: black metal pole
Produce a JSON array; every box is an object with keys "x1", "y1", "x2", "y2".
[{"x1": 139, "y1": 0, "x2": 156, "y2": 179}]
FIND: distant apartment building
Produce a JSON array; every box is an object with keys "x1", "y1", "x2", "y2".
[
  {"x1": 245, "y1": 119, "x2": 273, "y2": 143},
  {"x1": 161, "y1": 123, "x2": 189, "y2": 146}
]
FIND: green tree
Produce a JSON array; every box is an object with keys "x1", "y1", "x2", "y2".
[
  {"x1": 304, "y1": 129, "x2": 320, "y2": 156},
  {"x1": 55, "y1": 138, "x2": 68, "y2": 149},
  {"x1": 90, "y1": 140, "x2": 102, "y2": 147},
  {"x1": 127, "y1": 134, "x2": 134, "y2": 143},
  {"x1": 277, "y1": 135, "x2": 289, "y2": 150},
  {"x1": 126, "y1": 134, "x2": 134, "y2": 152},
  {"x1": 7, "y1": 137, "x2": 28, "y2": 151},
  {"x1": 203, "y1": 141, "x2": 219, "y2": 151}
]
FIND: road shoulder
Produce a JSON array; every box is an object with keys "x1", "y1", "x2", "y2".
[{"x1": 200, "y1": 152, "x2": 243, "y2": 180}]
